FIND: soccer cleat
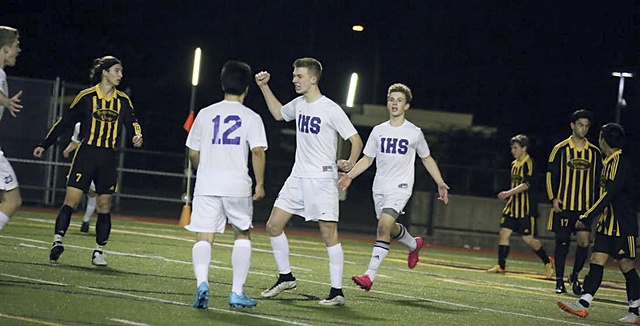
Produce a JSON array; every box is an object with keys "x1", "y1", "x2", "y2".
[
  {"x1": 49, "y1": 241, "x2": 65, "y2": 262},
  {"x1": 260, "y1": 276, "x2": 297, "y2": 298},
  {"x1": 545, "y1": 258, "x2": 555, "y2": 279},
  {"x1": 319, "y1": 293, "x2": 345, "y2": 306},
  {"x1": 557, "y1": 301, "x2": 589, "y2": 318},
  {"x1": 555, "y1": 284, "x2": 567, "y2": 294},
  {"x1": 617, "y1": 312, "x2": 640, "y2": 324},
  {"x1": 486, "y1": 265, "x2": 506, "y2": 274},
  {"x1": 352, "y1": 274, "x2": 373, "y2": 291},
  {"x1": 80, "y1": 221, "x2": 90, "y2": 233},
  {"x1": 229, "y1": 292, "x2": 257, "y2": 308},
  {"x1": 91, "y1": 250, "x2": 107, "y2": 266},
  {"x1": 408, "y1": 237, "x2": 424, "y2": 269},
  {"x1": 193, "y1": 282, "x2": 209, "y2": 309},
  {"x1": 568, "y1": 275, "x2": 583, "y2": 296}
]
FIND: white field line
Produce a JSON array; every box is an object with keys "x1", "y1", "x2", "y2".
[
  {"x1": 4, "y1": 233, "x2": 590, "y2": 325},
  {"x1": 109, "y1": 318, "x2": 151, "y2": 326}
]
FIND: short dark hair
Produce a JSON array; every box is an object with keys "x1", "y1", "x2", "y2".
[
  {"x1": 89, "y1": 56, "x2": 122, "y2": 84},
  {"x1": 293, "y1": 57, "x2": 323, "y2": 81},
  {"x1": 510, "y1": 134, "x2": 529, "y2": 148},
  {"x1": 570, "y1": 109, "x2": 593, "y2": 123},
  {"x1": 600, "y1": 123, "x2": 625, "y2": 149},
  {"x1": 0, "y1": 26, "x2": 19, "y2": 48},
  {"x1": 221, "y1": 60, "x2": 252, "y2": 96}
]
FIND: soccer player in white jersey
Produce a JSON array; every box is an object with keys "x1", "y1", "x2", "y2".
[
  {"x1": 338, "y1": 83, "x2": 450, "y2": 291},
  {"x1": 255, "y1": 57, "x2": 363, "y2": 306},
  {"x1": 186, "y1": 60, "x2": 267, "y2": 309},
  {"x1": 0, "y1": 26, "x2": 23, "y2": 232},
  {"x1": 62, "y1": 122, "x2": 97, "y2": 233}
]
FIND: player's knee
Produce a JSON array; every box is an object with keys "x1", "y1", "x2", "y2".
[
  {"x1": 265, "y1": 220, "x2": 284, "y2": 236},
  {"x1": 555, "y1": 236, "x2": 570, "y2": 256}
]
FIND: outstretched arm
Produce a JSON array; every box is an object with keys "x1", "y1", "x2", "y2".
[
  {"x1": 0, "y1": 90, "x2": 23, "y2": 117},
  {"x1": 255, "y1": 71, "x2": 284, "y2": 121},
  {"x1": 421, "y1": 156, "x2": 449, "y2": 204}
]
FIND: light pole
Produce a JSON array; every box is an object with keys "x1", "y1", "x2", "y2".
[
  {"x1": 346, "y1": 72, "x2": 359, "y2": 108},
  {"x1": 179, "y1": 47, "x2": 202, "y2": 227},
  {"x1": 612, "y1": 72, "x2": 632, "y2": 124}
]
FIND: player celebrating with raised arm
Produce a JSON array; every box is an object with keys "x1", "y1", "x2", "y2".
[
  {"x1": 255, "y1": 57, "x2": 363, "y2": 306},
  {"x1": 0, "y1": 26, "x2": 23, "y2": 232},
  {"x1": 186, "y1": 60, "x2": 267, "y2": 310},
  {"x1": 33, "y1": 56, "x2": 143, "y2": 266},
  {"x1": 338, "y1": 83, "x2": 449, "y2": 291}
]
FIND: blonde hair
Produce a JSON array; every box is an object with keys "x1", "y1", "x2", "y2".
[{"x1": 387, "y1": 83, "x2": 413, "y2": 103}]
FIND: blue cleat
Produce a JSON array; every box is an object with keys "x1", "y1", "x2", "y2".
[
  {"x1": 193, "y1": 282, "x2": 209, "y2": 309},
  {"x1": 229, "y1": 292, "x2": 257, "y2": 308}
]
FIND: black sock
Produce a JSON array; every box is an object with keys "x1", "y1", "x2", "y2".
[
  {"x1": 534, "y1": 247, "x2": 550, "y2": 265},
  {"x1": 498, "y1": 245, "x2": 510, "y2": 269},
  {"x1": 54, "y1": 205, "x2": 75, "y2": 237},
  {"x1": 96, "y1": 213, "x2": 111, "y2": 246},
  {"x1": 579, "y1": 299, "x2": 590, "y2": 308},
  {"x1": 582, "y1": 264, "x2": 604, "y2": 298},
  {"x1": 330, "y1": 287, "x2": 343, "y2": 297},
  {"x1": 573, "y1": 246, "x2": 589, "y2": 277},
  {"x1": 278, "y1": 272, "x2": 295, "y2": 281},
  {"x1": 554, "y1": 241, "x2": 569, "y2": 283},
  {"x1": 624, "y1": 269, "x2": 640, "y2": 314}
]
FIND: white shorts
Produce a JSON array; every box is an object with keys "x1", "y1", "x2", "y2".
[
  {"x1": 373, "y1": 191, "x2": 411, "y2": 219},
  {"x1": 274, "y1": 176, "x2": 339, "y2": 222},
  {"x1": 185, "y1": 195, "x2": 253, "y2": 233},
  {"x1": 0, "y1": 153, "x2": 19, "y2": 191}
]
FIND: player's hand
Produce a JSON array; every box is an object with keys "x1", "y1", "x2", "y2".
[
  {"x1": 255, "y1": 71, "x2": 271, "y2": 86},
  {"x1": 437, "y1": 182, "x2": 450, "y2": 204},
  {"x1": 132, "y1": 135, "x2": 143, "y2": 147},
  {"x1": 337, "y1": 159, "x2": 354, "y2": 172},
  {"x1": 497, "y1": 190, "x2": 511, "y2": 200},
  {"x1": 5, "y1": 90, "x2": 23, "y2": 117},
  {"x1": 253, "y1": 184, "x2": 265, "y2": 201},
  {"x1": 33, "y1": 146, "x2": 45, "y2": 158},
  {"x1": 337, "y1": 172, "x2": 352, "y2": 191},
  {"x1": 552, "y1": 198, "x2": 562, "y2": 213},
  {"x1": 62, "y1": 149, "x2": 70, "y2": 158},
  {"x1": 575, "y1": 220, "x2": 585, "y2": 229}
]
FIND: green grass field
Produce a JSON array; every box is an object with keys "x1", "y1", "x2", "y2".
[{"x1": 0, "y1": 208, "x2": 631, "y2": 325}]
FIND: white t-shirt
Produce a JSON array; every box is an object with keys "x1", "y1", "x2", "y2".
[
  {"x1": 0, "y1": 68, "x2": 7, "y2": 154},
  {"x1": 363, "y1": 120, "x2": 431, "y2": 194},
  {"x1": 186, "y1": 100, "x2": 268, "y2": 196},
  {"x1": 281, "y1": 96, "x2": 357, "y2": 179}
]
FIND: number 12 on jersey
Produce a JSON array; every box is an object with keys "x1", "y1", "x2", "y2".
[{"x1": 212, "y1": 115, "x2": 242, "y2": 145}]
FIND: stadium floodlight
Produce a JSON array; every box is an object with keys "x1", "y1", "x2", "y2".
[
  {"x1": 191, "y1": 47, "x2": 202, "y2": 86},
  {"x1": 611, "y1": 71, "x2": 633, "y2": 123},
  {"x1": 352, "y1": 24, "x2": 364, "y2": 32},
  {"x1": 346, "y1": 73, "x2": 359, "y2": 107}
]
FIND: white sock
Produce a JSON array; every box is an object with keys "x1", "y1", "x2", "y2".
[
  {"x1": 95, "y1": 244, "x2": 105, "y2": 252},
  {"x1": 270, "y1": 233, "x2": 291, "y2": 274},
  {"x1": 0, "y1": 212, "x2": 9, "y2": 231},
  {"x1": 192, "y1": 241, "x2": 211, "y2": 286},
  {"x1": 327, "y1": 243, "x2": 344, "y2": 288},
  {"x1": 54, "y1": 234, "x2": 63, "y2": 242},
  {"x1": 231, "y1": 239, "x2": 251, "y2": 296},
  {"x1": 394, "y1": 224, "x2": 417, "y2": 251},
  {"x1": 580, "y1": 293, "x2": 594, "y2": 305},
  {"x1": 83, "y1": 196, "x2": 96, "y2": 222},
  {"x1": 365, "y1": 242, "x2": 390, "y2": 281}
]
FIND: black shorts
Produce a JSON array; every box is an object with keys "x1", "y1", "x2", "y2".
[
  {"x1": 547, "y1": 211, "x2": 592, "y2": 233},
  {"x1": 593, "y1": 233, "x2": 637, "y2": 260},
  {"x1": 500, "y1": 215, "x2": 535, "y2": 236},
  {"x1": 67, "y1": 144, "x2": 117, "y2": 194}
]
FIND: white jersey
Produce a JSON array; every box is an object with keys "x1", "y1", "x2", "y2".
[
  {"x1": 282, "y1": 96, "x2": 357, "y2": 179},
  {"x1": 363, "y1": 120, "x2": 431, "y2": 194},
  {"x1": 186, "y1": 100, "x2": 268, "y2": 196},
  {"x1": 71, "y1": 122, "x2": 81, "y2": 143},
  {"x1": 0, "y1": 68, "x2": 7, "y2": 154}
]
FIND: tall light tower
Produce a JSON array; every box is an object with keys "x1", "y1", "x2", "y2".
[{"x1": 611, "y1": 72, "x2": 632, "y2": 124}]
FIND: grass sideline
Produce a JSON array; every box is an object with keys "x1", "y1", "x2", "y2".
[{"x1": 0, "y1": 208, "x2": 632, "y2": 326}]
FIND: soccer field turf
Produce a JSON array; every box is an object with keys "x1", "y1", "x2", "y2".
[{"x1": 0, "y1": 208, "x2": 630, "y2": 325}]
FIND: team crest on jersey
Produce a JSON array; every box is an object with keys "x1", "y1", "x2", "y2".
[
  {"x1": 93, "y1": 109, "x2": 118, "y2": 122},
  {"x1": 566, "y1": 159, "x2": 591, "y2": 170}
]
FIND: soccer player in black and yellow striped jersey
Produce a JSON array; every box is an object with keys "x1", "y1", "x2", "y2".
[
  {"x1": 546, "y1": 109, "x2": 602, "y2": 294},
  {"x1": 33, "y1": 56, "x2": 143, "y2": 266},
  {"x1": 557, "y1": 123, "x2": 640, "y2": 323},
  {"x1": 487, "y1": 134, "x2": 553, "y2": 277}
]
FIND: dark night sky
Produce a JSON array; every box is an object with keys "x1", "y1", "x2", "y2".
[{"x1": 4, "y1": 1, "x2": 640, "y2": 154}]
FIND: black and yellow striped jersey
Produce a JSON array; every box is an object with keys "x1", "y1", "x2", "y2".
[
  {"x1": 38, "y1": 85, "x2": 142, "y2": 149},
  {"x1": 546, "y1": 137, "x2": 602, "y2": 212},
  {"x1": 580, "y1": 150, "x2": 637, "y2": 236},
  {"x1": 503, "y1": 154, "x2": 534, "y2": 218}
]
